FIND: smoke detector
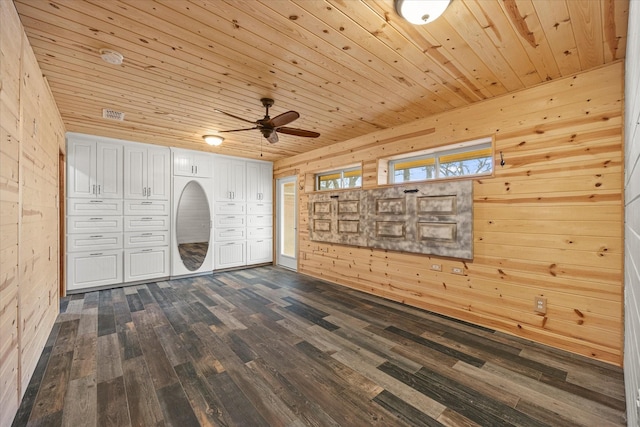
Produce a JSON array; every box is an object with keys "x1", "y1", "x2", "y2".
[
  {"x1": 102, "y1": 109, "x2": 125, "y2": 121},
  {"x1": 99, "y1": 49, "x2": 124, "y2": 65}
]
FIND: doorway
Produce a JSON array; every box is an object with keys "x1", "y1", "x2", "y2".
[
  {"x1": 276, "y1": 176, "x2": 297, "y2": 270},
  {"x1": 59, "y1": 150, "x2": 65, "y2": 297}
]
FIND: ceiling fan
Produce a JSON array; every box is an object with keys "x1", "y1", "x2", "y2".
[{"x1": 215, "y1": 98, "x2": 320, "y2": 144}]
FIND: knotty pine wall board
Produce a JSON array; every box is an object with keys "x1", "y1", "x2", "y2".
[
  {"x1": 0, "y1": 3, "x2": 65, "y2": 425},
  {"x1": 275, "y1": 61, "x2": 624, "y2": 365}
]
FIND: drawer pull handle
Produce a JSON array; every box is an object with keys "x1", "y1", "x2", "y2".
[
  {"x1": 89, "y1": 253, "x2": 103, "y2": 256},
  {"x1": 90, "y1": 235, "x2": 103, "y2": 238},
  {"x1": 142, "y1": 233, "x2": 153, "y2": 236},
  {"x1": 89, "y1": 218, "x2": 103, "y2": 220},
  {"x1": 142, "y1": 249, "x2": 153, "y2": 252},
  {"x1": 142, "y1": 217, "x2": 152, "y2": 220},
  {"x1": 89, "y1": 200, "x2": 103, "y2": 203},
  {"x1": 142, "y1": 202, "x2": 152, "y2": 205}
]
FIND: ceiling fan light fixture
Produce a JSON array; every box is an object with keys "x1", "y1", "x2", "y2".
[
  {"x1": 203, "y1": 135, "x2": 224, "y2": 146},
  {"x1": 394, "y1": 0, "x2": 451, "y2": 25}
]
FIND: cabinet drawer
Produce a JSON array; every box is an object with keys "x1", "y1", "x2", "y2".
[
  {"x1": 214, "y1": 241, "x2": 246, "y2": 269},
  {"x1": 214, "y1": 215, "x2": 245, "y2": 228},
  {"x1": 124, "y1": 200, "x2": 170, "y2": 215},
  {"x1": 67, "y1": 232, "x2": 122, "y2": 252},
  {"x1": 67, "y1": 249, "x2": 123, "y2": 291},
  {"x1": 67, "y1": 199, "x2": 123, "y2": 216},
  {"x1": 247, "y1": 239, "x2": 273, "y2": 264},
  {"x1": 246, "y1": 203, "x2": 272, "y2": 215},
  {"x1": 214, "y1": 227, "x2": 246, "y2": 241},
  {"x1": 67, "y1": 215, "x2": 123, "y2": 234},
  {"x1": 246, "y1": 227, "x2": 272, "y2": 239},
  {"x1": 124, "y1": 247, "x2": 169, "y2": 282},
  {"x1": 124, "y1": 215, "x2": 170, "y2": 232},
  {"x1": 247, "y1": 215, "x2": 272, "y2": 227},
  {"x1": 124, "y1": 231, "x2": 170, "y2": 248},
  {"x1": 214, "y1": 202, "x2": 246, "y2": 215}
]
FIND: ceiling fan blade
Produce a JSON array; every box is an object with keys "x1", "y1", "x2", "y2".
[
  {"x1": 267, "y1": 111, "x2": 299, "y2": 128},
  {"x1": 214, "y1": 108, "x2": 256, "y2": 125},
  {"x1": 219, "y1": 127, "x2": 258, "y2": 133},
  {"x1": 277, "y1": 127, "x2": 320, "y2": 138},
  {"x1": 267, "y1": 131, "x2": 279, "y2": 144}
]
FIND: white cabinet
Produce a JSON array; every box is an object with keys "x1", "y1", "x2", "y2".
[
  {"x1": 173, "y1": 149, "x2": 212, "y2": 177},
  {"x1": 246, "y1": 161, "x2": 273, "y2": 202},
  {"x1": 67, "y1": 136, "x2": 123, "y2": 199},
  {"x1": 247, "y1": 239, "x2": 273, "y2": 264},
  {"x1": 124, "y1": 144, "x2": 170, "y2": 200},
  {"x1": 212, "y1": 156, "x2": 273, "y2": 270},
  {"x1": 67, "y1": 250, "x2": 123, "y2": 291},
  {"x1": 124, "y1": 247, "x2": 170, "y2": 282},
  {"x1": 214, "y1": 241, "x2": 246, "y2": 269},
  {"x1": 214, "y1": 157, "x2": 245, "y2": 201}
]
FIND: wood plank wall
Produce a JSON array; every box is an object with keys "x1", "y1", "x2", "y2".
[
  {"x1": 623, "y1": 1, "x2": 640, "y2": 424},
  {"x1": 0, "y1": 3, "x2": 65, "y2": 425},
  {"x1": 274, "y1": 62, "x2": 625, "y2": 366}
]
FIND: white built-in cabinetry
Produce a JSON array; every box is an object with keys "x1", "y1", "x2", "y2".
[
  {"x1": 66, "y1": 134, "x2": 124, "y2": 291},
  {"x1": 66, "y1": 133, "x2": 171, "y2": 292},
  {"x1": 213, "y1": 156, "x2": 273, "y2": 269},
  {"x1": 123, "y1": 142, "x2": 171, "y2": 282},
  {"x1": 66, "y1": 133, "x2": 273, "y2": 291}
]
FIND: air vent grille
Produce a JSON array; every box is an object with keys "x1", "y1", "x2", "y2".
[{"x1": 102, "y1": 109, "x2": 125, "y2": 121}]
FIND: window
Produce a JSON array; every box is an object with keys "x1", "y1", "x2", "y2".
[
  {"x1": 389, "y1": 139, "x2": 493, "y2": 184},
  {"x1": 316, "y1": 166, "x2": 362, "y2": 191}
]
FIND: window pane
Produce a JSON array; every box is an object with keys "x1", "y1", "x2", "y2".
[
  {"x1": 394, "y1": 165, "x2": 435, "y2": 183},
  {"x1": 342, "y1": 171, "x2": 362, "y2": 188},
  {"x1": 439, "y1": 156, "x2": 492, "y2": 177},
  {"x1": 316, "y1": 167, "x2": 362, "y2": 190}
]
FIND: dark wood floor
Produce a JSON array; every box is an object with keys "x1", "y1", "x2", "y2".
[{"x1": 13, "y1": 266, "x2": 626, "y2": 427}]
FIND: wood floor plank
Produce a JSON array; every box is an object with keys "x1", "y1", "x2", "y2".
[
  {"x1": 96, "y1": 333, "x2": 123, "y2": 383},
  {"x1": 12, "y1": 266, "x2": 627, "y2": 427},
  {"x1": 121, "y1": 357, "x2": 165, "y2": 427},
  {"x1": 61, "y1": 374, "x2": 97, "y2": 427},
  {"x1": 97, "y1": 376, "x2": 131, "y2": 427},
  {"x1": 26, "y1": 351, "x2": 73, "y2": 422}
]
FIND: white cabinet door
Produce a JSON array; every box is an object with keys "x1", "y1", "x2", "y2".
[
  {"x1": 214, "y1": 157, "x2": 245, "y2": 201},
  {"x1": 192, "y1": 153, "x2": 212, "y2": 178},
  {"x1": 96, "y1": 142, "x2": 123, "y2": 199},
  {"x1": 124, "y1": 145, "x2": 147, "y2": 199},
  {"x1": 173, "y1": 150, "x2": 211, "y2": 177},
  {"x1": 147, "y1": 147, "x2": 170, "y2": 199},
  {"x1": 68, "y1": 139, "x2": 96, "y2": 198},
  {"x1": 246, "y1": 161, "x2": 273, "y2": 202},
  {"x1": 67, "y1": 138, "x2": 123, "y2": 199},
  {"x1": 214, "y1": 241, "x2": 246, "y2": 269},
  {"x1": 125, "y1": 146, "x2": 169, "y2": 199},
  {"x1": 124, "y1": 247, "x2": 169, "y2": 282},
  {"x1": 67, "y1": 250, "x2": 123, "y2": 291},
  {"x1": 247, "y1": 239, "x2": 273, "y2": 264}
]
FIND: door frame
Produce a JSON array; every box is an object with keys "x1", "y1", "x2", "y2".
[{"x1": 276, "y1": 175, "x2": 297, "y2": 270}]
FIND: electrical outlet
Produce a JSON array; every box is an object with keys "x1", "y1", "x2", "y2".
[
  {"x1": 451, "y1": 267, "x2": 463, "y2": 275},
  {"x1": 430, "y1": 264, "x2": 442, "y2": 271},
  {"x1": 534, "y1": 296, "x2": 547, "y2": 314}
]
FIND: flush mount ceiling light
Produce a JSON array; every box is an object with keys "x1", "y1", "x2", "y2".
[
  {"x1": 394, "y1": 0, "x2": 451, "y2": 25},
  {"x1": 99, "y1": 48, "x2": 124, "y2": 65},
  {"x1": 203, "y1": 135, "x2": 224, "y2": 146}
]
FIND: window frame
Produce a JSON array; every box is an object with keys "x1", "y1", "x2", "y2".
[
  {"x1": 386, "y1": 137, "x2": 494, "y2": 185},
  {"x1": 314, "y1": 165, "x2": 363, "y2": 191}
]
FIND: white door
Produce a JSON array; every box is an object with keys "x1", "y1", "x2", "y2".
[
  {"x1": 67, "y1": 139, "x2": 96, "y2": 198},
  {"x1": 96, "y1": 142, "x2": 123, "y2": 198},
  {"x1": 276, "y1": 176, "x2": 297, "y2": 270}
]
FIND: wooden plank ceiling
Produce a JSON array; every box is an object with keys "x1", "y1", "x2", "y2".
[{"x1": 13, "y1": 0, "x2": 628, "y2": 161}]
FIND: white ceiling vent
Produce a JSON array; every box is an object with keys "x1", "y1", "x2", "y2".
[{"x1": 102, "y1": 109, "x2": 125, "y2": 121}]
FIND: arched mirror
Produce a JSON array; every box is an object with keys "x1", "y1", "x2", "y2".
[{"x1": 176, "y1": 180, "x2": 211, "y2": 271}]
